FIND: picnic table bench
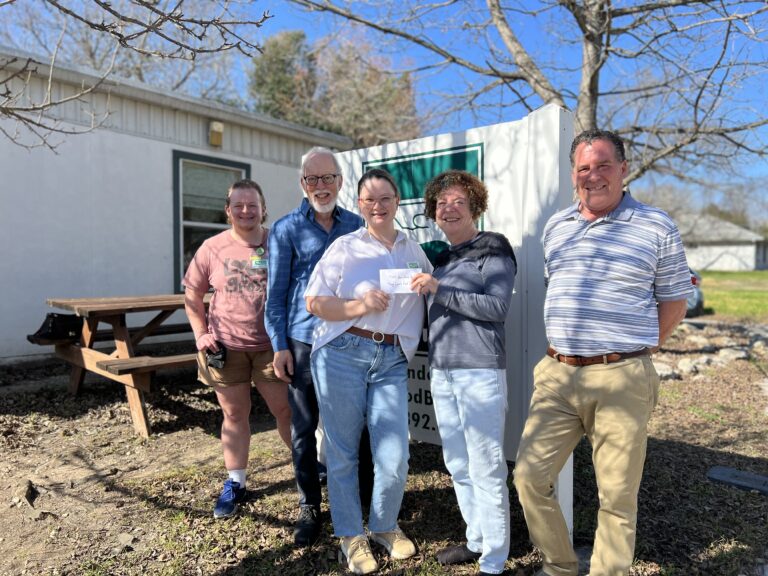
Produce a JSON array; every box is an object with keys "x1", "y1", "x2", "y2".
[{"x1": 36, "y1": 294, "x2": 208, "y2": 437}]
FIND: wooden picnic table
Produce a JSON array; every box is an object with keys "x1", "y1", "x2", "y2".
[{"x1": 47, "y1": 294, "x2": 209, "y2": 438}]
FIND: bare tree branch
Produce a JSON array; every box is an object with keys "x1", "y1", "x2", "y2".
[
  {"x1": 42, "y1": 0, "x2": 270, "y2": 58},
  {"x1": 0, "y1": 0, "x2": 271, "y2": 149},
  {"x1": 290, "y1": 0, "x2": 524, "y2": 80},
  {"x1": 486, "y1": 0, "x2": 564, "y2": 106},
  {"x1": 286, "y1": 0, "x2": 768, "y2": 192},
  {"x1": 0, "y1": 50, "x2": 114, "y2": 150}
]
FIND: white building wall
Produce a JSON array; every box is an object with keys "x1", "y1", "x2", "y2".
[
  {"x1": 0, "y1": 122, "x2": 330, "y2": 359},
  {"x1": 685, "y1": 244, "x2": 757, "y2": 271},
  {"x1": 22, "y1": 72, "x2": 319, "y2": 168},
  {"x1": 1, "y1": 47, "x2": 354, "y2": 361}
]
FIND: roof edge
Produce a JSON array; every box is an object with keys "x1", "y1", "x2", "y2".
[{"x1": 0, "y1": 45, "x2": 354, "y2": 149}]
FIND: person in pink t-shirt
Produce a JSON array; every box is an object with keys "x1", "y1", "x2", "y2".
[{"x1": 184, "y1": 179, "x2": 291, "y2": 519}]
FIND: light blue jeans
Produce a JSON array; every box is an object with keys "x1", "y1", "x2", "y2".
[
  {"x1": 431, "y1": 367, "x2": 510, "y2": 574},
  {"x1": 311, "y1": 333, "x2": 410, "y2": 537}
]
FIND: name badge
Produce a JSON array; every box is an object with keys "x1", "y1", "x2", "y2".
[{"x1": 251, "y1": 251, "x2": 267, "y2": 269}]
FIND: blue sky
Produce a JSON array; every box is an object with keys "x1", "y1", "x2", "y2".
[
  {"x1": 248, "y1": 0, "x2": 544, "y2": 134},
  {"x1": 4, "y1": 0, "x2": 764, "y2": 219},
  {"x1": 247, "y1": 1, "x2": 768, "y2": 224},
  {"x1": 251, "y1": 1, "x2": 768, "y2": 137}
]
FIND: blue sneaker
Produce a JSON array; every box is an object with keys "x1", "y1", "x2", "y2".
[{"x1": 213, "y1": 479, "x2": 246, "y2": 519}]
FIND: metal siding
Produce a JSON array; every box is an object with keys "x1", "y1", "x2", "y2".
[
  {"x1": 162, "y1": 107, "x2": 173, "y2": 140},
  {"x1": 150, "y1": 104, "x2": 163, "y2": 139},
  {"x1": 15, "y1": 73, "x2": 347, "y2": 168},
  {"x1": 135, "y1": 100, "x2": 151, "y2": 136},
  {"x1": 251, "y1": 129, "x2": 262, "y2": 158}
]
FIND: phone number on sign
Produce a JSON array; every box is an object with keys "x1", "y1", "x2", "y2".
[{"x1": 409, "y1": 411, "x2": 436, "y2": 431}]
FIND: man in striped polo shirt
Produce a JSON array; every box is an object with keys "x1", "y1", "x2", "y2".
[{"x1": 514, "y1": 129, "x2": 692, "y2": 576}]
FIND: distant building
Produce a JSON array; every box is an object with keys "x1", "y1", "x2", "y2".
[
  {"x1": 677, "y1": 213, "x2": 767, "y2": 271},
  {"x1": 0, "y1": 46, "x2": 352, "y2": 360}
]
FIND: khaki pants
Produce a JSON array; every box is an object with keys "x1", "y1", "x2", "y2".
[{"x1": 514, "y1": 355, "x2": 659, "y2": 576}]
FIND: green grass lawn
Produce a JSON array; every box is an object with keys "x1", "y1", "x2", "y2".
[{"x1": 699, "y1": 270, "x2": 768, "y2": 324}]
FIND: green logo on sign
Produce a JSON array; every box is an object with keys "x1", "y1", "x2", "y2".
[{"x1": 363, "y1": 144, "x2": 484, "y2": 263}]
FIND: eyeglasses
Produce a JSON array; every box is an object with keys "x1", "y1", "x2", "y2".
[
  {"x1": 436, "y1": 198, "x2": 468, "y2": 210},
  {"x1": 303, "y1": 173, "x2": 339, "y2": 187},
  {"x1": 359, "y1": 196, "x2": 396, "y2": 207}
]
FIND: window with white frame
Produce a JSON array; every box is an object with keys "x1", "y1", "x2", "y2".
[{"x1": 173, "y1": 151, "x2": 250, "y2": 290}]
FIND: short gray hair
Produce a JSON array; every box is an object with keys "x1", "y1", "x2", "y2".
[{"x1": 300, "y1": 146, "x2": 342, "y2": 175}]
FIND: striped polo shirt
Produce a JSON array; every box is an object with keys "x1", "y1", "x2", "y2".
[{"x1": 543, "y1": 191, "x2": 692, "y2": 356}]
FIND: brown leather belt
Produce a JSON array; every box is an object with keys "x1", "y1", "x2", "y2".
[
  {"x1": 547, "y1": 346, "x2": 649, "y2": 367},
  {"x1": 346, "y1": 326, "x2": 398, "y2": 345}
]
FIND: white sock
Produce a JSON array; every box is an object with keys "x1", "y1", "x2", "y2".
[{"x1": 228, "y1": 469, "x2": 246, "y2": 488}]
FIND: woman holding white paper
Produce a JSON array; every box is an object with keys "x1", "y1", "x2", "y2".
[{"x1": 305, "y1": 168, "x2": 431, "y2": 574}]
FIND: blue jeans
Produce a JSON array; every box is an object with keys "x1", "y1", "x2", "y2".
[
  {"x1": 311, "y1": 333, "x2": 410, "y2": 537},
  {"x1": 287, "y1": 338, "x2": 322, "y2": 509},
  {"x1": 431, "y1": 368, "x2": 510, "y2": 574}
]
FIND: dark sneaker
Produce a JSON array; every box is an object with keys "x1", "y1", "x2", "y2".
[
  {"x1": 294, "y1": 505, "x2": 321, "y2": 547},
  {"x1": 436, "y1": 543, "x2": 482, "y2": 565},
  {"x1": 213, "y1": 479, "x2": 246, "y2": 519}
]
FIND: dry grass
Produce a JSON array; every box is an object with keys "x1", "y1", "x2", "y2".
[{"x1": 1, "y1": 322, "x2": 767, "y2": 575}]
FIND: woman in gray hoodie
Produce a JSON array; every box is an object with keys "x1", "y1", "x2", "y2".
[{"x1": 410, "y1": 170, "x2": 517, "y2": 576}]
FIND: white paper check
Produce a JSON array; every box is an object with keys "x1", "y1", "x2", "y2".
[{"x1": 380, "y1": 268, "x2": 421, "y2": 294}]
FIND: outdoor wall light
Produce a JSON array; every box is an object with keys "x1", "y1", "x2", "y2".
[{"x1": 209, "y1": 120, "x2": 224, "y2": 147}]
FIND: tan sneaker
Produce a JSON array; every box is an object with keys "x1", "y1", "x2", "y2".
[
  {"x1": 340, "y1": 535, "x2": 379, "y2": 574},
  {"x1": 369, "y1": 528, "x2": 416, "y2": 560}
]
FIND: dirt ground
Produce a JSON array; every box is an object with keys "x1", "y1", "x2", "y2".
[
  {"x1": 0, "y1": 358, "x2": 248, "y2": 576},
  {"x1": 0, "y1": 320, "x2": 767, "y2": 576}
]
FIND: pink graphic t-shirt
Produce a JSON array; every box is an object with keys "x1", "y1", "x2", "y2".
[{"x1": 183, "y1": 229, "x2": 271, "y2": 351}]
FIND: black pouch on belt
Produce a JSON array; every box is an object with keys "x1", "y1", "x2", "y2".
[{"x1": 206, "y1": 343, "x2": 227, "y2": 369}]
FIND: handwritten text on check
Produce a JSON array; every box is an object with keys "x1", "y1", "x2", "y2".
[{"x1": 380, "y1": 268, "x2": 422, "y2": 294}]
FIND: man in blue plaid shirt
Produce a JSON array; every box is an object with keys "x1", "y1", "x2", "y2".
[{"x1": 265, "y1": 147, "x2": 363, "y2": 547}]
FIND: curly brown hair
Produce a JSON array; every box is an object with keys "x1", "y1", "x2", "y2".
[{"x1": 423, "y1": 170, "x2": 488, "y2": 221}]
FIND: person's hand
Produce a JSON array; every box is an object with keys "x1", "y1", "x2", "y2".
[
  {"x1": 362, "y1": 289, "x2": 390, "y2": 313},
  {"x1": 196, "y1": 333, "x2": 218, "y2": 352},
  {"x1": 411, "y1": 272, "x2": 439, "y2": 295},
  {"x1": 273, "y1": 349, "x2": 294, "y2": 383}
]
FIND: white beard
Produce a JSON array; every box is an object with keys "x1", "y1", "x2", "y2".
[{"x1": 311, "y1": 198, "x2": 336, "y2": 214}]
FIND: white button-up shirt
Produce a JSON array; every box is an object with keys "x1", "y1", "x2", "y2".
[{"x1": 305, "y1": 227, "x2": 433, "y2": 361}]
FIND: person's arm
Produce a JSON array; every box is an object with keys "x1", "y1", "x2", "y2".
[
  {"x1": 265, "y1": 224, "x2": 292, "y2": 354},
  {"x1": 265, "y1": 224, "x2": 296, "y2": 382},
  {"x1": 652, "y1": 222, "x2": 693, "y2": 352},
  {"x1": 184, "y1": 287, "x2": 218, "y2": 352},
  {"x1": 431, "y1": 253, "x2": 517, "y2": 322},
  {"x1": 303, "y1": 235, "x2": 386, "y2": 322},
  {"x1": 272, "y1": 349, "x2": 293, "y2": 383},
  {"x1": 306, "y1": 290, "x2": 389, "y2": 321},
  {"x1": 654, "y1": 299, "x2": 688, "y2": 352}
]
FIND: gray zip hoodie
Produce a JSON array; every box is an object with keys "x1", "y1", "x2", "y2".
[{"x1": 426, "y1": 231, "x2": 517, "y2": 369}]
